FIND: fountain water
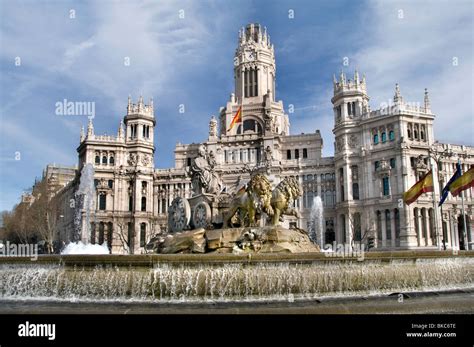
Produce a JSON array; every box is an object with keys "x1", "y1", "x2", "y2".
[
  {"x1": 0, "y1": 255, "x2": 472, "y2": 302},
  {"x1": 309, "y1": 196, "x2": 324, "y2": 248},
  {"x1": 66, "y1": 163, "x2": 109, "y2": 255}
]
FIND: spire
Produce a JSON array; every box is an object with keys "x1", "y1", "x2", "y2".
[
  {"x1": 87, "y1": 117, "x2": 94, "y2": 137},
  {"x1": 333, "y1": 73, "x2": 337, "y2": 86},
  {"x1": 340, "y1": 70, "x2": 346, "y2": 86},
  {"x1": 241, "y1": 26, "x2": 246, "y2": 43},
  {"x1": 118, "y1": 119, "x2": 124, "y2": 138},
  {"x1": 354, "y1": 69, "x2": 359, "y2": 84},
  {"x1": 394, "y1": 83, "x2": 403, "y2": 103},
  {"x1": 138, "y1": 95, "x2": 144, "y2": 113},
  {"x1": 127, "y1": 95, "x2": 132, "y2": 113},
  {"x1": 149, "y1": 97, "x2": 154, "y2": 114},
  {"x1": 424, "y1": 88, "x2": 431, "y2": 112},
  {"x1": 80, "y1": 125, "x2": 85, "y2": 142}
]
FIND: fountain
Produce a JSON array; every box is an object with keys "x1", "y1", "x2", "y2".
[
  {"x1": 309, "y1": 196, "x2": 324, "y2": 248},
  {"x1": 66, "y1": 163, "x2": 109, "y2": 255}
]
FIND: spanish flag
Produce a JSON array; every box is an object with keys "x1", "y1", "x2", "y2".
[
  {"x1": 227, "y1": 106, "x2": 242, "y2": 132},
  {"x1": 403, "y1": 171, "x2": 433, "y2": 205},
  {"x1": 449, "y1": 166, "x2": 474, "y2": 197}
]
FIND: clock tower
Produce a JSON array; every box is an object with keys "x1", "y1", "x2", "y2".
[
  {"x1": 234, "y1": 23, "x2": 276, "y2": 101},
  {"x1": 220, "y1": 23, "x2": 289, "y2": 137}
]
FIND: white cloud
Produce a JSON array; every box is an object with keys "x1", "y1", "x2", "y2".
[{"x1": 352, "y1": 0, "x2": 473, "y2": 145}]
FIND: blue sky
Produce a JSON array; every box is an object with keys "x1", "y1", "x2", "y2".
[{"x1": 0, "y1": 0, "x2": 473, "y2": 211}]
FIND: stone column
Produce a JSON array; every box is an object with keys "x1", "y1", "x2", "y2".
[{"x1": 345, "y1": 213, "x2": 351, "y2": 246}]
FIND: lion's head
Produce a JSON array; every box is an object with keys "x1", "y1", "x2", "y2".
[{"x1": 249, "y1": 173, "x2": 272, "y2": 198}]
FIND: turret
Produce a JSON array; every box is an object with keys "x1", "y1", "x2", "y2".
[
  {"x1": 331, "y1": 69, "x2": 369, "y2": 125},
  {"x1": 124, "y1": 95, "x2": 155, "y2": 143}
]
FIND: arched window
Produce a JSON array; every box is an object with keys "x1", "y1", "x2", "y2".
[
  {"x1": 308, "y1": 191, "x2": 314, "y2": 208},
  {"x1": 376, "y1": 211, "x2": 382, "y2": 243},
  {"x1": 108, "y1": 180, "x2": 113, "y2": 189},
  {"x1": 242, "y1": 119, "x2": 262, "y2": 134},
  {"x1": 420, "y1": 127, "x2": 425, "y2": 141},
  {"x1": 107, "y1": 222, "x2": 113, "y2": 251},
  {"x1": 129, "y1": 196, "x2": 133, "y2": 211},
  {"x1": 381, "y1": 132, "x2": 387, "y2": 143},
  {"x1": 287, "y1": 150, "x2": 291, "y2": 159},
  {"x1": 99, "y1": 222, "x2": 105, "y2": 244},
  {"x1": 385, "y1": 209, "x2": 391, "y2": 240},
  {"x1": 394, "y1": 209, "x2": 400, "y2": 241},
  {"x1": 141, "y1": 197, "x2": 147, "y2": 212},
  {"x1": 99, "y1": 193, "x2": 106, "y2": 210},
  {"x1": 95, "y1": 156, "x2": 100, "y2": 164},
  {"x1": 352, "y1": 183, "x2": 359, "y2": 200},
  {"x1": 389, "y1": 130, "x2": 395, "y2": 141},
  {"x1": 102, "y1": 156, "x2": 107, "y2": 165},
  {"x1": 90, "y1": 223, "x2": 96, "y2": 244},
  {"x1": 353, "y1": 213, "x2": 361, "y2": 241},
  {"x1": 373, "y1": 134, "x2": 379, "y2": 144},
  {"x1": 140, "y1": 223, "x2": 147, "y2": 247},
  {"x1": 109, "y1": 156, "x2": 115, "y2": 166}
]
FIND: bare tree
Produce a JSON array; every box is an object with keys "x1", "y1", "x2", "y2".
[{"x1": 114, "y1": 221, "x2": 132, "y2": 254}]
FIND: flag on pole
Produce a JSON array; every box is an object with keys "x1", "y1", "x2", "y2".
[
  {"x1": 449, "y1": 166, "x2": 474, "y2": 197},
  {"x1": 403, "y1": 171, "x2": 434, "y2": 205},
  {"x1": 439, "y1": 162, "x2": 461, "y2": 206},
  {"x1": 227, "y1": 106, "x2": 242, "y2": 132}
]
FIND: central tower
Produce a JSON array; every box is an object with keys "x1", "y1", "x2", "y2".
[
  {"x1": 220, "y1": 23, "x2": 289, "y2": 137},
  {"x1": 234, "y1": 23, "x2": 275, "y2": 101}
]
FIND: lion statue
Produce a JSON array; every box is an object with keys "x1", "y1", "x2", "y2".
[
  {"x1": 269, "y1": 176, "x2": 302, "y2": 226},
  {"x1": 223, "y1": 173, "x2": 273, "y2": 228}
]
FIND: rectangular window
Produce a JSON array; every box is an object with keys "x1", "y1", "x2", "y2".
[
  {"x1": 254, "y1": 69, "x2": 258, "y2": 96},
  {"x1": 129, "y1": 196, "x2": 133, "y2": 212},
  {"x1": 187, "y1": 158, "x2": 192, "y2": 167},
  {"x1": 390, "y1": 158, "x2": 396, "y2": 168},
  {"x1": 295, "y1": 149, "x2": 299, "y2": 159},
  {"x1": 303, "y1": 148, "x2": 308, "y2": 158},
  {"x1": 99, "y1": 194, "x2": 106, "y2": 210},
  {"x1": 287, "y1": 150, "x2": 291, "y2": 159},
  {"x1": 161, "y1": 199, "x2": 167, "y2": 214},
  {"x1": 244, "y1": 70, "x2": 249, "y2": 98},
  {"x1": 383, "y1": 177, "x2": 390, "y2": 196},
  {"x1": 249, "y1": 68, "x2": 253, "y2": 97}
]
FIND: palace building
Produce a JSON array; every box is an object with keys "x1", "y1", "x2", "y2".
[{"x1": 50, "y1": 23, "x2": 473, "y2": 254}]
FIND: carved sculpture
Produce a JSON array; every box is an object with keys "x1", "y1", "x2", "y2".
[
  {"x1": 223, "y1": 173, "x2": 273, "y2": 227},
  {"x1": 189, "y1": 145, "x2": 224, "y2": 195},
  {"x1": 269, "y1": 176, "x2": 302, "y2": 225}
]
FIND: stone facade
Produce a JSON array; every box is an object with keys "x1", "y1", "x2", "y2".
[{"x1": 52, "y1": 23, "x2": 473, "y2": 253}]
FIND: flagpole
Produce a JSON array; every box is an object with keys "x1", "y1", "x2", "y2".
[
  {"x1": 429, "y1": 159, "x2": 441, "y2": 250},
  {"x1": 459, "y1": 159, "x2": 468, "y2": 250}
]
